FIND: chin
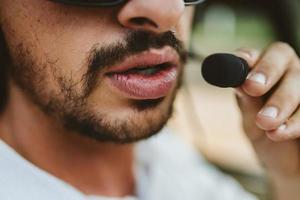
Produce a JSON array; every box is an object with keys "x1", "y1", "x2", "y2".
[{"x1": 62, "y1": 93, "x2": 176, "y2": 144}]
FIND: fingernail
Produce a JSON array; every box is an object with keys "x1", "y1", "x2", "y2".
[
  {"x1": 277, "y1": 124, "x2": 287, "y2": 131},
  {"x1": 247, "y1": 72, "x2": 267, "y2": 85},
  {"x1": 238, "y1": 51, "x2": 252, "y2": 59},
  {"x1": 259, "y1": 106, "x2": 278, "y2": 118},
  {"x1": 247, "y1": 50, "x2": 259, "y2": 59}
]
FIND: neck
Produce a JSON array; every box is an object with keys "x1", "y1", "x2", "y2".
[{"x1": 0, "y1": 85, "x2": 136, "y2": 197}]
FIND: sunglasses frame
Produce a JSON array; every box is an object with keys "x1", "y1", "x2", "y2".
[{"x1": 50, "y1": 0, "x2": 205, "y2": 7}]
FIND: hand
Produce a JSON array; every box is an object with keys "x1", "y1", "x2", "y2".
[{"x1": 234, "y1": 42, "x2": 300, "y2": 200}]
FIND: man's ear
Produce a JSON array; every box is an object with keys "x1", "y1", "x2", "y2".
[{"x1": 0, "y1": 28, "x2": 9, "y2": 112}]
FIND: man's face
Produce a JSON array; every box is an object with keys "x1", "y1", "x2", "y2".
[{"x1": 0, "y1": 0, "x2": 194, "y2": 143}]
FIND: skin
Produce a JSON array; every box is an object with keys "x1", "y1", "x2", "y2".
[
  {"x1": 0, "y1": 0, "x2": 194, "y2": 197},
  {"x1": 235, "y1": 45, "x2": 300, "y2": 200},
  {"x1": 0, "y1": 0, "x2": 300, "y2": 199}
]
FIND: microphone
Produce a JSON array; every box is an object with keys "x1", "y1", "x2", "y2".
[{"x1": 201, "y1": 53, "x2": 250, "y2": 88}]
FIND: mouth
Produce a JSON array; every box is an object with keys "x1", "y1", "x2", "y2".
[{"x1": 105, "y1": 47, "x2": 180, "y2": 100}]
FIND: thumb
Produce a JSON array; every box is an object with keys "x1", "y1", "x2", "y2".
[
  {"x1": 235, "y1": 89, "x2": 265, "y2": 142},
  {"x1": 233, "y1": 48, "x2": 261, "y2": 68},
  {"x1": 233, "y1": 48, "x2": 266, "y2": 141}
]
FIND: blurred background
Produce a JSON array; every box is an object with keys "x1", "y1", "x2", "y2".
[{"x1": 168, "y1": 0, "x2": 300, "y2": 199}]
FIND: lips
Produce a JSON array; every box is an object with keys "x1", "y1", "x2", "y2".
[{"x1": 105, "y1": 47, "x2": 180, "y2": 100}]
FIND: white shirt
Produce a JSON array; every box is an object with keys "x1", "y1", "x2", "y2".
[{"x1": 0, "y1": 129, "x2": 257, "y2": 200}]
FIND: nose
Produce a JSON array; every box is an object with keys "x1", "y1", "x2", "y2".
[{"x1": 118, "y1": 0, "x2": 185, "y2": 33}]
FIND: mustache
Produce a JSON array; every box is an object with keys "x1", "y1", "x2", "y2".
[
  {"x1": 87, "y1": 30, "x2": 186, "y2": 71},
  {"x1": 83, "y1": 30, "x2": 187, "y2": 97}
]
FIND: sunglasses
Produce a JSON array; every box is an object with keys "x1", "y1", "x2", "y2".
[{"x1": 51, "y1": 0, "x2": 205, "y2": 7}]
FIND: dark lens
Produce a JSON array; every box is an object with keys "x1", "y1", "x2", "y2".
[
  {"x1": 53, "y1": 0, "x2": 204, "y2": 6},
  {"x1": 184, "y1": 0, "x2": 205, "y2": 5},
  {"x1": 52, "y1": 0, "x2": 125, "y2": 6}
]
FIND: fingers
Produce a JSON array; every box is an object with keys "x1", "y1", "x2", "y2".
[
  {"x1": 262, "y1": 65, "x2": 300, "y2": 141},
  {"x1": 255, "y1": 66, "x2": 300, "y2": 131},
  {"x1": 242, "y1": 42, "x2": 296, "y2": 97},
  {"x1": 234, "y1": 43, "x2": 300, "y2": 142},
  {"x1": 266, "y1": 108, "x2": 300, "y2": 142}
]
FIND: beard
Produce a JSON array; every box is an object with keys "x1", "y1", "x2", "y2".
[{"x1": 7, "y1": 30, "x2": 186, "y2": 144}]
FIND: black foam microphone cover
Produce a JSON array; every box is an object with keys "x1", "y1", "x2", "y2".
[{"x1": 201, "y1": 53, "x2": 249, "y2": 88}]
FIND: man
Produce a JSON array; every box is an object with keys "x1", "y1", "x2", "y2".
[{"x1": 0, "y1": 0, "x2": 300, "y2": 199}]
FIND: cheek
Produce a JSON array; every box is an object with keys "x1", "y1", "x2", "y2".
[
  {"x1": 176, "y1": 7, "x2": 194, "y2": 45},
  {"x1": 1, "y1": 0, "x2": 125, "y2": 91}
]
